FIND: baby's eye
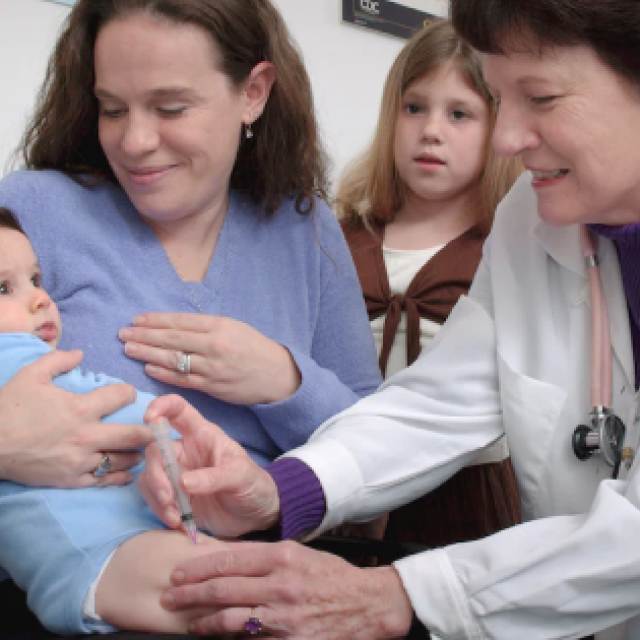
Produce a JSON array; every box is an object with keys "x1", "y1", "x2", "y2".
[
  {"x1": 31, "y1": 273, "x2": 42, "y2": 288},
  {"x1": 451, "y1": 109, "x2": 468, "y2": 121},
  {"x1": 0, "y1": 281, "x2": 10, "y2": 295}
]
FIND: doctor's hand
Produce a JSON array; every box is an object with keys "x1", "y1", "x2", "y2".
[
  {"x1": 0, "y1": 349, "x2": 150, "y2": 488},
  {"x1": 138, "y1": 394, "x2": 281, "y2": 538},
  {"x1": 161, "y1": 540, "x2": 415, "y2": 639},
  {"x1": 119, "y1": 313, "x2": 301, "y2": 405}
]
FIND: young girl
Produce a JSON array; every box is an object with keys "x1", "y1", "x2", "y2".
[{"x1": 336, "y1": 19, "x2": 523, "y2": 547}]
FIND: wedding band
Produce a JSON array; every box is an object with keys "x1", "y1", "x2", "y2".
[
  {"x1": 177, "y1": 352, "x2": 191, "y2": 374},
  {"x1": 93, "y1": 453, "x2": 112, "y2": 478},
  {"x1": 244, "y1": 608, "x2": 262, "y2": 635}
]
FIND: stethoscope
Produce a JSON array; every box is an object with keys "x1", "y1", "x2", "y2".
[{"x1": 572, "y1": 226, "x2": 631, "y2": 479}]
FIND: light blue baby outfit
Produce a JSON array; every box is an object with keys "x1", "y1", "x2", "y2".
[{"x1": 0, "y1": 333, "x2": 161, "y2": 634}]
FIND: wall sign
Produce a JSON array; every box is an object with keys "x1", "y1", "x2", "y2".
[{"x1": 342, "y1": 0, "x2": 437, "y2": 39}]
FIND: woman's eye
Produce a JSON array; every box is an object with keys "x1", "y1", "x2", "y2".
[
  {"x1": 157, "y1": 106, "x2": 187, "y2": 117},
  {"x1": 0, "y1": 281, "x2": 10, "y2": 295},
  {"x1": 451, "y1": 109, "x2": 468, "y2": 121},
  {"x1": 31, "y1": 273, "x2": 42, "y2": 288},
  {"x1": 100, "y1": 108, "x2": 125, "y2": 119}
]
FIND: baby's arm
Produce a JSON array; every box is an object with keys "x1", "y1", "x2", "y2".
[{"x1": 96, "y1": 529, "x2": 225, "y2": 633}]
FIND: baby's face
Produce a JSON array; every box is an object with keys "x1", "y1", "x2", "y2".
[{"x1": 0, "y1": 228, "x2": 61, "y2": 348}]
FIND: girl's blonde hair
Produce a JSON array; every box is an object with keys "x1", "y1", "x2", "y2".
[{"x1": 336, "y1": 19, "x2": 521, "y2": 230}]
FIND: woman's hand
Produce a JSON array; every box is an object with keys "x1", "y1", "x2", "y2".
[
  {"x1": 119, "y1": 313, "x2": 301, "y2": 405},
  {"x1": 0, "y1": 349, "x2": 152, "y2": 487},
  {"x1": 160, "y1": 540, "x2": 415, "y2": 639},
  {"x1": 138, "y1": 394, "x2": 281, "y2": 537}
]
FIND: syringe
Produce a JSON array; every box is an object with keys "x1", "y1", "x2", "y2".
[{"x1": 149, "y1": 418, "x2": 197, "y2": 545}]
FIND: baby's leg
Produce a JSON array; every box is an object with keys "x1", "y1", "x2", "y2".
[{"x1": 96, "y1": 529, "x2": 225, "y2": 633}]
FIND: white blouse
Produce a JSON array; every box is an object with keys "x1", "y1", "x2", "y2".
[{"x1": 371, "y1": 243, "x2": 508, "y2": 465}]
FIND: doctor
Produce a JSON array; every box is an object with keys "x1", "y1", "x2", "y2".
[{"x1": 138, "y1": 0, "x2": 640, "y2": 637}]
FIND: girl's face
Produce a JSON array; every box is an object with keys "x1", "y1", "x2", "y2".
[
  {"x1": 393, "y1": 64, "x2": 489, "y2": 208},
  {"x1": 94, "y1": 13, "x2": 253, "y2": 229}
]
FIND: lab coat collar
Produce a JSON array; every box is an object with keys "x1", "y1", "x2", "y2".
[
  {"x1": 532, "y1": 218, "x2": 584, "y2": 278},
  {"x1": 532, "y1": 217, "x2": 635, "y2": 391}
]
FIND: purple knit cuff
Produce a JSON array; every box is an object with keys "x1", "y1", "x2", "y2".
[{"x1": 267, "y1": 457, "x2": 326, "y2": 540}]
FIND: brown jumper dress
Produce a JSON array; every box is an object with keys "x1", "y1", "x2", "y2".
[{"x1": 342, "y1": 221, "x2": 521, "y2": 548}]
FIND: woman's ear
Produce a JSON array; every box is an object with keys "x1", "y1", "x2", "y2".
[{"x1": 242, "y1": 62, "x2": 276, "y2": 125}]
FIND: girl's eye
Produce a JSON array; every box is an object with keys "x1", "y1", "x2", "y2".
[
  {"x1": 0, "y1": 281, "x2": 10, "y2": 295},
  {"x1": 404, "y1": 103, "x2": 422, "y2": 115},
  {"x1": 31, "y1": 273, "x2": 42, "y2": 288},
  {"x1": 451, "y1": 109, "x2": 468, "y2": 121},
  {"x1": 530, "y1": 95, "x2": 558, "y2": 106}
]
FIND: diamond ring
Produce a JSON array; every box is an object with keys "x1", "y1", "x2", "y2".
[
  {"x1": 176, "y1": 352, "x2": 191, "y2": 374},
  {"x1": 93, "y1": 453, "x2": 112, "y2": 478}
]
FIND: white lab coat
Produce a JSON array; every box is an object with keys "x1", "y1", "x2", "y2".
[{"x1": 286, "y1": 174, "x2": 640, "y2": 639}]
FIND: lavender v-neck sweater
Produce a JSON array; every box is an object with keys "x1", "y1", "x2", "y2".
[
  {"x1": 0, "y1": 170, "x2": 381, "y2": 470},
  {"x1": 271, "y1": 221, "x2": 640, "y2": 540}
]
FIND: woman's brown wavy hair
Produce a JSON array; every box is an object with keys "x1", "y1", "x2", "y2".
[
  {"x1": 21, "y1": 0, "x2": 329, "y2": 216},
  {"x1": 336, "y1": 19, "x2": 522, "y2": 232}
]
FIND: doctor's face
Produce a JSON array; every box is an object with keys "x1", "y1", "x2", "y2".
[{"x1": 484, "y1": 44, "x2": 640, "y2": 227}]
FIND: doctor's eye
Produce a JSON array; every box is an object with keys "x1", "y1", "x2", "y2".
[{"x1": 529, "y1": 95, "x2": 558, "y2": 106}]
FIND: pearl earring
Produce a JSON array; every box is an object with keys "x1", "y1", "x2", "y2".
[{"x1": 245, "y1": 123, "x2": 254, "y2": 139}]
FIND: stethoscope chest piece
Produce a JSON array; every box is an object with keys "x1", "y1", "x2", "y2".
[{"x1": 573, "y1": 406, "x2": 626, "y2": 469}]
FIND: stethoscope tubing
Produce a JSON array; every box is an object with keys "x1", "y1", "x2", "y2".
[
  {"x1": 580, "y1": 225, "x2": 612, "y2": 409},
  {"x1": 577, "y1": 226, "x2": 625, "y2": 478}
]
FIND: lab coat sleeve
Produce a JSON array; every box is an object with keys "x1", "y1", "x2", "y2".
[
  {"x1": 395, "y1": 471, "x2": 640, "y2": 639},
  {"x1": 282, "y1": 252, "x2": 505, "y2": 531}
]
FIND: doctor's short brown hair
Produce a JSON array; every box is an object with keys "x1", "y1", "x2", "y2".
[{"x1": 451, "y1": 0, "x2": 640, "y2": 89}]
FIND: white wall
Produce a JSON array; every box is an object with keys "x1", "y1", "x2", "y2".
[
  {"x1": 0, "y1": 0, "x2": 70, "y2": 173},
  {"x1": 0, "y1": 0, "x2": 448, "y2": 186}
]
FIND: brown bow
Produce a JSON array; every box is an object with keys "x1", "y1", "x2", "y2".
[{"x1": 342, "y1": 222, "x2": 487, "y2": 377}]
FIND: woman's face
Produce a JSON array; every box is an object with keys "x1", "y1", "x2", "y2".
[
  {"x1": 94, "y1": 13, "x2": 251, "y2": 227},
  {"x1": 484, "y1": 44, "x2": 640, "y2": 226}
]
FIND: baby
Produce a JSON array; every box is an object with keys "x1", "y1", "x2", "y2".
[{"x1": 0, "y1": 207, "x2": 221, "y2": 634}]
